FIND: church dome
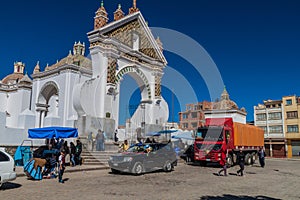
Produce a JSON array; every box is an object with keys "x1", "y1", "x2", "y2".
[
  {"x1": 46, "y1": 42, "x2": 92, "y2": 71},
  {"x1": 2, "y1": 62, "x2": 25, "y2": 84},
  {"x1": 213, "y1": 87, "x2": 239, "y2": 110}
]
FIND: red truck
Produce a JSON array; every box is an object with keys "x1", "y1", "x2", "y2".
[{"x1": 194, "y1": 118, "x2": 264, "y2": 166}]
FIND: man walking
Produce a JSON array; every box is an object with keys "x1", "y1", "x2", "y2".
[
  {"x1": 258, "y1": 147, "x2": 266, "y2": 168},
  {"x1": 58, "y1": 149, "x2": 66, "y2": 183},
  {"x1": 236, "y1": 148, "x2": 245, "y2": 176}
]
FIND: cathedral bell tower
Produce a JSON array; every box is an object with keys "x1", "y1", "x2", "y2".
[
  {"x1": 94, "y1": 1, "x2": 108, "y2": 29},
  {"x1": 129, "y1": 0, "x2": 139, "y2": 14}
]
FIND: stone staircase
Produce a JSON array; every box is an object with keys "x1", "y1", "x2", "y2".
[
  {"x1": 81, "y1": 142, "x2": 119, "y2": 166},
  {"x1": 81, "y1": 151, "x2": 117, "y2": 166}
]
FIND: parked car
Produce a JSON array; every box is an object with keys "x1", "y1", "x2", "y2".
[
  {"x1": 108, "y1": 142, "x2": 177, "y2": 175},
  {"x1": 0, "y1": 148, "x2": 17, "y2": 188}
]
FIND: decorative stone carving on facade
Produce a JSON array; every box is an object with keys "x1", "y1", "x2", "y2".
[
  {"x1": 107, "y1": 58, "x2": 117, "y2": 84},
  {"x1": 115, "y1": 66, "x2": 151, "y2": 99},
  {"x1": 155, "y1": 75, "x2": 162, "y2": 97},
  {"x1": 105, "y1": 20, "x2": 160, "y2": 61}
]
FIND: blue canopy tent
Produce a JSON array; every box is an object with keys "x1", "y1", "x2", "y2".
[
  {"x1": 145, "y1": 132, "x2": 161, "y2": 137},
  {"x1": 22, "y1": 127, "x2": 78, "y2": 180},
  {"x1": 28, "y1": 127, "x2": 78, "y2": 139}
]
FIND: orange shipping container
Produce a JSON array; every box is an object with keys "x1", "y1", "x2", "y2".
[{"x1": 233, "y1": 122, "x2": 264, "y2": 147}]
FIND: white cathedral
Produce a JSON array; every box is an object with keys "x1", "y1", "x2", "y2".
[{"x1": 0, "y1": 1, "x2": 169, "y2": 146}]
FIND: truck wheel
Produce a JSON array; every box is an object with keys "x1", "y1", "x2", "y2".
[
  {"x1": 132, "y1": 162, "x2": 144, "y2": 175},
  {"x1": 227, "y1": 155, "x2": 233, "y2": 167},
  {"x1": 251, "y1": 153, "x2": 257, "y2": 164},
  {"x1": 164, "y1": 160, "x2": 173, "y2": 172},
  {"x1": 233, "y1": 154, "x2": 237, "y2": 165},
  {"x1": 245, "y1": 154, "x2": 252, "y2": 165}
]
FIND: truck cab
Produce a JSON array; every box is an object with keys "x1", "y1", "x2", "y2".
[{"x1": 194, "y1": 125, "x2": 231, "y2": 165}]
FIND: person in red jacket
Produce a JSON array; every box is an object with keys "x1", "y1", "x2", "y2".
[{"x1": 218, "y1": 149, "x2": 228, "y2": 176}]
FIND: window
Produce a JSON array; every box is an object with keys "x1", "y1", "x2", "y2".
[
  {"x1": 182, "y1": 123, "x2": 188, "y2": 129},
  {"x1": 286, "y1": 99, "x2": 292, "y2": 106},
  {"x1": 268, "y1": 112, "x2": 282, "y2": 120},
  {"x1": 256, "y1": 113, "x2": 266, "y2": 121},
  {"x1": 182, "y1": 114, "x2": 188, "y2": 119},
  {"x1": 269, "y1": 125, "x2": 283, "y2": 133},
  {"x1": 191, "y1": 112, "x2": 198, "y2": 119},
  {"x1": 287, "y1": 111, "x2": 298, "y2": 119},
  {"x1": 259, "y1": 126, "x2": 267, "y2": 133},
  {"x1": 287, "y1": 125, "x2": 299, "y2": 133},
  {"x1": 191, "y1": 122, "x2": 198, "y2": 128},
  {"x1": 0, "y1": 151, "x2": 9, "y2": 162}
]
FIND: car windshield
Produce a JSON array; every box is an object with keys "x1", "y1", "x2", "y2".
[{"x1": 126, "y1": 145, "x2": 145, "y2": 153}]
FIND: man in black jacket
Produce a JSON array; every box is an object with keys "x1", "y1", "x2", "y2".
[
  {"x1": 258, "y1": 147, "x2": 266, "y2": 168},
  {"x1": 236, "y1": 148, "x2": 245, "y2": 176}
]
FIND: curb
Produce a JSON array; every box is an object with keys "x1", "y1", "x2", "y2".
[{"x1": 16, "y1": 165, "x2": 110, "y2": 178}]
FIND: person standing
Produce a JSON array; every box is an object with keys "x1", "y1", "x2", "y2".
[
  {"x1": 236, "y1": 148, "x2": 245, "y2": 176},
  {"x1": 70, "y1": 142, "x2": 76, "y2": 167},
  {"x1": 114, "y1": 129, "x2": 119, "y2": 143},
  {"x1": 136, "y1": 127, "x2": 142, "y2": 143},
  {"x1": 258, "y1": 147, "x2": 266, "y2": 168},
  {"x1": 75, "y1": 140, "x2": 82, "y2": 165},
  {"x1": 58, "y1": 150, "x2": 66, "y2": 183},
  {"x1": 96, "y1": 130, "x2": 105, "y2": 151},
  {"x1": 88, "y1": 132, "x2": 94, "y2": 151}
]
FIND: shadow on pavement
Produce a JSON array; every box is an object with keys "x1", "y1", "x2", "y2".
[
  {"x1": 0, "y1": 182, "x2": 22, "y2": 190},
  {"x1": 199, "y1": 194, "x2": 281, "y2": 200}
]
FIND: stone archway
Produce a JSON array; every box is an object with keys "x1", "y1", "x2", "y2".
[
  {"x1": 115, "y1": 65, "x2": 152, "y2": 100},
  {"x1": 36, "y1": 81, "x2": 59, "y2": 127}
]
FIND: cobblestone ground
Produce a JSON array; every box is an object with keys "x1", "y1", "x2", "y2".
[{"x1": 1, "y1": 159, "x2": 299, "y2": 200}]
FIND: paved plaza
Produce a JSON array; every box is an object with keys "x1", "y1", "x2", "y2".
[{"x1": 1, "y1": 158, "x2": 299, "y2": 200}]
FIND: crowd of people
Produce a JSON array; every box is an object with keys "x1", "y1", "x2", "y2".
[
  {"x1": 218, "y1": 147, "x2": 266, "y2": 177},
  {"x1": 42, "y1": 139, "x2": 83, "y2": 183}
]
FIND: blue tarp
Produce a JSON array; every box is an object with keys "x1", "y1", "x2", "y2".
[
  {"x1": 28, "y1": 127, "x2": 78, "y2": 139},
  {"x1": 172, "y1": 132, "x2": 194, "y2": 140},
  {"x1": 14, "y1": 146, "x2": 32, "y2": 166},
  {"x1": 146, "y1": 132, "x2": 161, "y2": 137}
]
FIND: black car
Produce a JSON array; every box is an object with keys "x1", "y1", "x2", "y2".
[{"x1": 108, "y1": 142, "x2": 177, "y2": 175}]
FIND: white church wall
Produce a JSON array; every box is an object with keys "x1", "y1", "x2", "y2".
[
  {"x1": 6, "y1": 89, "x2": 31, "y2": 128},
  {"x1": 0, "y1": 92, "x2": 8, "y2": 112}
]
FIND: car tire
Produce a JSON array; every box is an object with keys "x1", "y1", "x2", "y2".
[
  {"x1": 132, "y1": 162, "x2": 144, "y2": 175},
  {"x1": 164, "y1": 160, "x2": 173, "y2": 172}
]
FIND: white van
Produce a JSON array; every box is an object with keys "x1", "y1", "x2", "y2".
[{"x1": 0, "y1": 147, "x2": 17, "y2": 188}]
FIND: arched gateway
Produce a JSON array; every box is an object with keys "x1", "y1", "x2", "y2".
[{"x1": 73, "y1": 1, "x2": 169, "y2": 139}]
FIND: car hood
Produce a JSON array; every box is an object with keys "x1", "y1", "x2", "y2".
[{"x1": 113, "y1": 152, "x2": 145, "y2": 157}]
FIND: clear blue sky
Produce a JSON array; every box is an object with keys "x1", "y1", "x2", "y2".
[{"x1": 0, "y1": 0, "x2": 299, "y2": 124}]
